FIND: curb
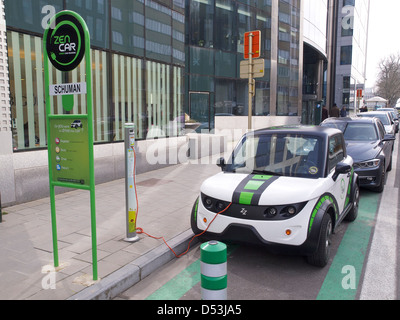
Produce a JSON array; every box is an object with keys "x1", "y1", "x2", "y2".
[{"x1": 68, "y1": 229, "x2": 199, "y2": 300}]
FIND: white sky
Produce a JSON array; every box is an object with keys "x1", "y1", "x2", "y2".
[{"x1": 365, "y1": 0, "x2": 400, "y2": 88}]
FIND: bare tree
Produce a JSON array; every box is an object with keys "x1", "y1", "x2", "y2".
[{"x1": 375, "y1": 54, "x2": 400, "y2": 106}]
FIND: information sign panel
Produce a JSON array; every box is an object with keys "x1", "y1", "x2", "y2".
[
  {"x1": 240, "y1": 59, "x2": 265, "y2": 79},
  {"x1": 49, "y1": 116, "x2": 90, "y2": 186}
]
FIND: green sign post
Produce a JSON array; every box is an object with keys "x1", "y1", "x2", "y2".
[{"x1": 43, "y1": 11, "x2": 98, "y2": 281}]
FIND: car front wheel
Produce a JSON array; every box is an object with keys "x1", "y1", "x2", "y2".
[
  {"x1": 307, "y1": 213, "x2": 332, "y2": 268},
  {"x1": 374, "y1": 163, "x2": 386, "y2": 193}
]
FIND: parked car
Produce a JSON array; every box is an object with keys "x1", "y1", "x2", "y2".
[
  {"x1": 191, "y1": 126, "x2": 360, "y2": 267},
  {"x1": 321, "y1": 117, "x2": 395, "y2": 192},
  {"x1": 357, "y1": 111, "x2": 396, "y2": 136},
  {"x1": 377, "y1": 108, "x2": 399, "y2": 133},
  {"x1": 70, "y1": 120, "x2": 83, "y2": 129}
]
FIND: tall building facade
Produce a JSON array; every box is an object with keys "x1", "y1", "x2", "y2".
[
  {"x1": 302, "y1": 0, "x2": 329, "y2": 124},
  {"x1": 0, "y1": 0, "x2": 304, "y2": 205},
  {"x1": 334, "y1": 0, "x2": 370, "y2": 114},
  {"x1": 0, "y1": 0, "x2": 365, "y2": 205}
]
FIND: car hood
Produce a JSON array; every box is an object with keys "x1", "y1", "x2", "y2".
[
  {"x1": 200, "y1": 172, "x2": 328, "y2": 206},
  {"x1": 345, "y1": 141, "x2": 380, "y2": 162}
]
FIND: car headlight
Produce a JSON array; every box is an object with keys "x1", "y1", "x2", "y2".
[
  {"x1": 354, "y1": 159, "x2": 380, "y2": 169},
  {"x1": 201, "y1": 193, "x2": 307, "y2": 220},
  {"x1": 201, "y1": 193, "x2": 231, "y2": 213}
]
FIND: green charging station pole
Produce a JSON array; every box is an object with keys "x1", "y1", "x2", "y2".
[{"x1": 43, "y1": 10, "x2": 97, "y2": 281}]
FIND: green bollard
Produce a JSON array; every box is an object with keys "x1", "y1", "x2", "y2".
[{"x1": 200, "y1": 240, "x2": 227, "y2": 300}]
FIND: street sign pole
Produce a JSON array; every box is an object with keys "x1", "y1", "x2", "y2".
[
  {"x1": 244, "y1": 30, "x2": 261, "y2": 131},
  {"x1": 43, "y1": 10, "x2": 98, "y2": 281},
  {"x1": 248, "y1": 33, "x2": 254, "y2": 131}
]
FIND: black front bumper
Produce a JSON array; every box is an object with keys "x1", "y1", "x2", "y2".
[
  {"x1": 201, "y1": 223, "x2": 321, "y2": 257},
  {"x1": 355, "y1": 166, "x2": 383, "y2": 188}
]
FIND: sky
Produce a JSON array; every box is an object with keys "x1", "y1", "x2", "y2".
[{"x1": 365, "y1": 0, "x2": 400, "y2": 88}]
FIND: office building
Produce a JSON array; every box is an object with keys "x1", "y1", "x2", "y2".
[{"x1": 0, "y1": 0, "x2": 368, "y2": 205}]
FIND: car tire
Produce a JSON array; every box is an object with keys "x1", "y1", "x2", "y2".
[
  {"x1": 307, "y1": 213, "x2": 332, "y2": 268},
  {"x1": 374, "y1": 163, "x2": 386, "y2": 193},
  {"x1": 190, "y1": 197, "x2": 203, "y2": 236},
  {"x1": 387, "y1": 155, "x2": 392, "y2": 172},
  {"x1": 345, "y1": 183, "x2": 359, "y2": 222}
]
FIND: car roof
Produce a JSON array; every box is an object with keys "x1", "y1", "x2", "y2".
[
  {"x1": 322, "y1": 116, "x2": 376, "y2": 124},
  {"x1": 359, "y1": 111, "x2": 389, "y2": 115},
  {"x1": 253, "y1": 125, "x2": 341, "y2": 138}
]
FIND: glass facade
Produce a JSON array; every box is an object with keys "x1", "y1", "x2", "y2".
[
  {"x1": 277, "y1": 0, "x2": 300, "y2": 116},
  {"x1": 5, "y1": 0, "x2": 301, "y2": 151},
  {"x1": 186, "y1": 0, "x2": 276, "y2": 124},
  {"x1": 6, "y1": 0, "x2": 185, "y2": 151}
]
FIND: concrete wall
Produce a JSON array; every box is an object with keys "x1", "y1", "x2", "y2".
[
  {"x1": 1, "y1": 134, "x2": 229, "y2": 207},
  {"x1": 215, "y1": 115, "x2": 301, "y2": 143}
]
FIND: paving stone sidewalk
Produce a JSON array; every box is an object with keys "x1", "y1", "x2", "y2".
[{"x1": 0, "y1": 162, "x2": 220, "y2": 300}]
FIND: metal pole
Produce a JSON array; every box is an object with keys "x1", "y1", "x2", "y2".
[
  {"x1": 248, "y1": 33, "x2": 254, "y2": 131},
  {"x1": 0, "y1": 192, "x2": 2, "y2": 223}
]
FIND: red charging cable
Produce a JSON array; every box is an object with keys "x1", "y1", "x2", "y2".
[{"x1": 131, "y1": 145, "x2": 232, "y2": 258}]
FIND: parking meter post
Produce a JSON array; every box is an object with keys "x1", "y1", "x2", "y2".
[
  {"x1": 124, "y1": 123, "x2": 140, "y2": 243},
  {"x1": 200, "y1": 240, "x2": 228, "y2": 300}
]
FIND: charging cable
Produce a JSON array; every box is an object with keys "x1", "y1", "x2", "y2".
[{"x1": 130, "y1": 145, "x2": 232, "y2": 258}]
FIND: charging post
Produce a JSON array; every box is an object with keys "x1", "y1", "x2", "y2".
[{"x1": 124, "y1": 123, "x2": 140, "y2": 243}]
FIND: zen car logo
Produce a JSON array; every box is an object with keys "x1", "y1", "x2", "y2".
[
  {"x1": 45, "y1": 13, "x2": 86, "y2": 72},
  {"x1": 54, "y1": 35, "x2": 76, "y2": 53},
  {"x1": 240, "y1": 208, "x2": 248, "y2": 216}
]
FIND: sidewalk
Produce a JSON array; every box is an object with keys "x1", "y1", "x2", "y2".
[{"x1": 0, "y1": 161, "x2": 220, "y2": 300}]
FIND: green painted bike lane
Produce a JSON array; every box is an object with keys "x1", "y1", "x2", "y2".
[
  {"x1": 145, "y1": 191, "x2": 380, "y2": 300},
  {"x1": 317, "y1": 190, "x2": 380, "y2": 300}
]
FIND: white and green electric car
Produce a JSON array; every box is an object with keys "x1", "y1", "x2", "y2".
[{"x1": 191, "y1": 126, "x2": 360, "y2": 267}]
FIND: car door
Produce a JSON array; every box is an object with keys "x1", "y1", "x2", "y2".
[
  {"x1": 327, "y1": 134, "x2": 351, "y2": 216},
  {"x1": 377, "y1": 120, "x2": 393, "y2": 168}
]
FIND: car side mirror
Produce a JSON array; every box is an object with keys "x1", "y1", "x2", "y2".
[
  {"x1": 333, "y1": 162, "x2": 351, "y2": 181},
  {"x1": 216, "y1": 157, "x2": 226, "y2": 171},
  {"x1": 383, "y1": 134, "x2": 395, "y2": 142}
]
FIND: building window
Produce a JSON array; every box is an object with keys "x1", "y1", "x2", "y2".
[
  {"x1": 6, "y1": 0, "x2": 185, "y2": 151},
  {"x1": 340, "y1": 45, "x2": 353, "y2": 65},
  {"x1": 277, "y1": 0, "x2": 300, "y2": 116}
]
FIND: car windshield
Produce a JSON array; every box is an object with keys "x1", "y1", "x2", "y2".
[
  {"x1": 359, "y1": 113, "x2": 390, "y2": 125},
  {"x1": 343, "y1": 123, "x2": 378, "y2": 141},
  {"x1": 226, "y1": 133, "x2": 324, "y2": 179}
]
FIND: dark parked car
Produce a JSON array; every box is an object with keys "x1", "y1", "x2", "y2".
[
  {"x1": 377, "y1": 108, "x2": 399, "y2": 133},
  {"x1": 321, "y1": 117, "x2": 395, "y2": 193},
  {"x1": 357, "y1": 111, "x2": 396, "y2": 136}
]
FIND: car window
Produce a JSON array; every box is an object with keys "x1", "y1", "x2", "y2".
[
  {"x1": 233, "y1": 135, "x2": 260, "y2": 165},
  {"x1": 376, "y1": 121, "x2": 386, "y2": 139},
  {"x1": 328, "y1": 134, "x2": 344, "y2": 172},
  {"x1": 228, "y1": 133, "x2": 324, "y2": 179},
  {"x1": 359, "y1": 113, "x2": 390, "y2": 125},
  {"x1": 321, "y1": 122, "x2": 347, "y2": 133},
  {"x1": 343, "y1": 123, "x2": 378, "y2": 141}
]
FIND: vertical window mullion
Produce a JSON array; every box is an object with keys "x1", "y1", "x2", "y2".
[
  {"x1": 34, "y1": 36, "x2": 46, "y2": 147},
  {"x1": 11, "y1": 32, "x2": 24, "y2": 149},
  {"x1": 113, "y1": 54, "x2": 120, "y2": 140}
]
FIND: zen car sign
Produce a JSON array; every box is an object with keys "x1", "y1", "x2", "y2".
[
  {"x1": 45, "y1": 13, "x2": 85, "y2": 72},
  {"x1": 43, "y1": 10, "x2": 98, "y2": 281}
]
